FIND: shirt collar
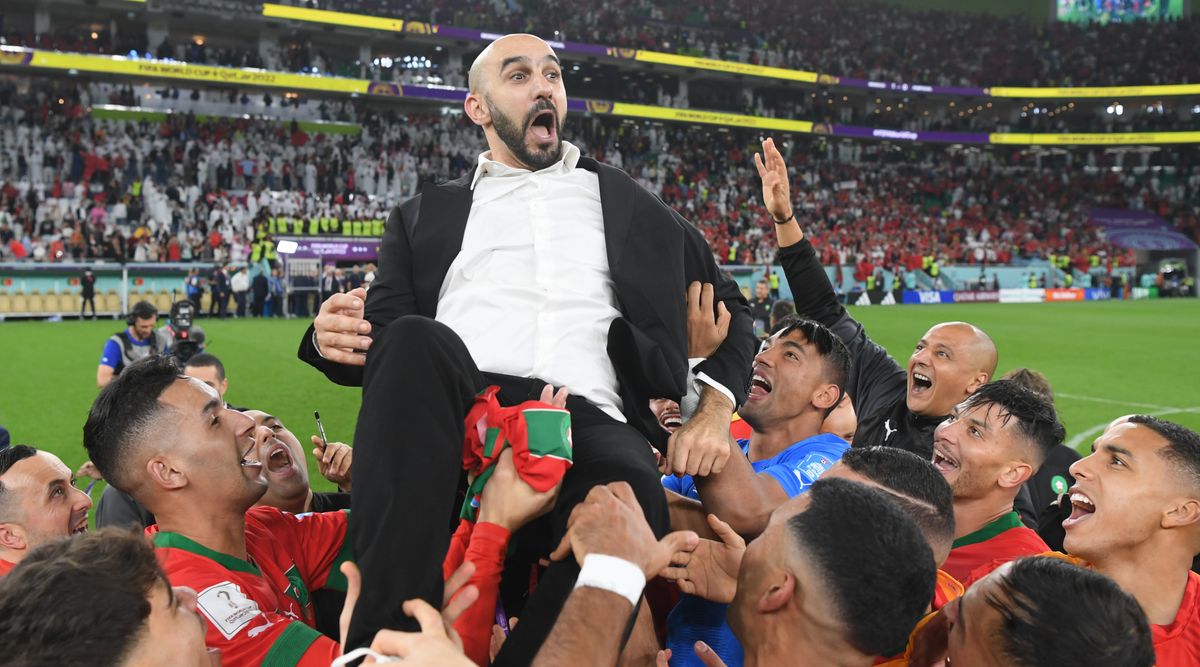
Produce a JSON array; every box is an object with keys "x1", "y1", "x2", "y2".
[{"x1": 470, "y1": 141, "x2": 581, "y2": 190}]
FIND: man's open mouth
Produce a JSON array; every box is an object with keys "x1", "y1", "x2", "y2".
[
  {"x1": 748, "y1": 373, "x2": 773, "y2": 400},
  {"x1": 932, "y1": 444, "x2": 959, "y2": 473},
  {"x1": 911, "y1": 370, "x2": 933, "y2": 396},
  {"x1": 659, "y1": 412, "x2": 683, "y2": 431},
  {"x1": 70, "y1": 517, "x2": 88, "y2": 535},
  {"x1": 1063, "y1": 489, "x2": 1096, "y2": 528},
  {"x1": 528, "y1": 110, "x2": 557, "y2": 143},
  {"x1": 239, "y1": 439, "x2": 263, "y2": 469},
  {"x1": 265, "y1": 443, "x2": 295, "y2": 476}
]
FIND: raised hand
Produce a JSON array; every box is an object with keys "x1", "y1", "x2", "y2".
[{"x1": 753, "y1": 137, "x2": 792, "y2": 223}]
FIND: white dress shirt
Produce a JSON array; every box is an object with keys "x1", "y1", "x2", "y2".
[{"x1": 435, "y1": 142, "x2": 627, "y2": 421}]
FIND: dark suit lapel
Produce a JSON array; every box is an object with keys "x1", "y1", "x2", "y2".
[
  {"x1": 581, "y1": 157, "x2": 633, "y2": 271},
  {"x1": 413, "y1": 175, "x2": 473, "y2": 313}
]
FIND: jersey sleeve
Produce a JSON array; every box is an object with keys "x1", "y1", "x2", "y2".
[
  {"x1": 99, "y1": 338, "x2": 122, "y2": 368},
  {"x1": 165, "y1": 554, "x2": 340, "y2": 667},
  {"x1": 757, "y1": 443, "x2": 847, "y2": 498},
  {"x1": 277, "y1": 509, "x2": 353, "y2": 593}
]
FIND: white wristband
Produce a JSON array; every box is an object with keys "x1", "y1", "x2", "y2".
[{"x1": 573, "y1": 554, "x2": 646, "y2": 608}]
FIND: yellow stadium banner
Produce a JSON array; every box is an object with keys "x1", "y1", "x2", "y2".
[
  {"x1": 990, "y1": 84, "x2": 1200, "y2": 98},
  {"x1": 632, "y1": 51, "x2": 820, "y2": 83},
  {"x1": 6, "y1": 48, "x2": 371, "y2": 94},
  {"x1": 261, "y1": 3, "x2": 406, "y2": 32},
  {"x1": 989, "y1": 131, "x2": 1200, "y2": 145},
  {"x1": 608, "y1": 102, "x2": 816, "y2": 133}
]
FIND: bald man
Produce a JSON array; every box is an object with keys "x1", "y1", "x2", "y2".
[
  {"x1": 755, "y1": 138, "x2": 997, "y2": 459},
  {"x1": 299, "y1": 34, "x2": 756, "y2": 661}
]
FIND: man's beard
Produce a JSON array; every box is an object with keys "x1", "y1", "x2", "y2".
[{"x1": 486, "y1": 98, "x2": 563, "y2": 171}]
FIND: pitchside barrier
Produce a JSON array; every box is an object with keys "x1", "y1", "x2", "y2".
[{"x1": 885, "y1": 288, "x2": 1122, "y2": 306}]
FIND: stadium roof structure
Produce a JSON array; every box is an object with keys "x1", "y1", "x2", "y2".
[{"x1": 257, "y1": 2, "x2": 1200, "y2": 100}]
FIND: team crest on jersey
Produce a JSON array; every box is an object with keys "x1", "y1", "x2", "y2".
[
  {"x1": 883, "y1": 420, "x2": 898, "y2": 441},
  {"x1": 196, "y1": 581, "x2": 263, "y2": 640},
  {"x1": 282, "y1": 564, "x2": 310, "y2": 609}
]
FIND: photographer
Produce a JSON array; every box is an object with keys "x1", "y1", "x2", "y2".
[{"x1": 96, "y1": 300, "x2": 170, "y2": 388}]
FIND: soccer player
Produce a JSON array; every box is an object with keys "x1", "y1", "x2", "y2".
[
  {"x1": 661, "y1": 317, "x2": 851, "y2": 665},
  {"x1": 664, "y1": 447, "x2": 959, "y2": 666},
  {"x1": 933, "y1": 380, "x2": 1063, "y2": 581},
  {"x1": 929, "y1": 556, "x2": 1155, "y2": 667},
  {"x1": 0, "y1": 527, "x2": 213, "y2": 666},
  {"x1": 715, "y1": 478, "x2": 937, "y2": 666},
  {"x1": 183, "y1": 352, "x2": 230, "y2": 403},
  {"x1": 1062, "y1": 416, "x2": 1200, "y2": 666},
  {"x1": 757, "y1": 137, "x2": 997, "y2": 459},
  {"x1": 83, "y1": 356, "x2": 351, "y2": 666},
  {"x1": 0, "y1": 445, "x2": 91, "y2": 575}
]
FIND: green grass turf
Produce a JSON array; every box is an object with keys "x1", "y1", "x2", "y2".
[{"x1": 1, "y1": 300, "x2": 1198, "y2": 502}]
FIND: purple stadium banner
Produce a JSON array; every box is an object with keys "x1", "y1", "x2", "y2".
[
  {"x1": 280, "y1": 238, "x2": 380, "y2": 260},
  {"x1": 1087, "y1": 208, "x2": 1199, "y2": 250},
  {"x1": 437, "y1": 26, "x2": 613, "y2": 58},
  {"x1": 833, "y1": 76, "x2": 987, "y2": 97},
  {"x1": 833, "y1": 125, "x2": 989, "y2": 144}
]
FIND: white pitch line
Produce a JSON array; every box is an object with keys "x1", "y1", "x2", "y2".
[
  {"x1": 1056, "y1": 392, "x2": 1200, "y2": 413},
  {"x1": 1066, "y1": 406, "x2": 1200, "y2": 451}
]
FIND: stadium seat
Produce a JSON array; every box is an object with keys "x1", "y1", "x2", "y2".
[
  {"x1": 26, "y1": 293, "x2": 45, "y2": 314},
  {"x1": 154, "y1": 291, "x2": 174, "y2": 312},
  {"x1": 58, "y1": 294, "x2": 78, "y2": 313},
  {"x1": 11, "y1": 294, "x2": 28, "y2": 314},
  {"x1": 101, "y1": 292, "x2": 121, "y2": 314},
  {"x1": 0, "y1": 294, "x2": 12, "y2": 314}
]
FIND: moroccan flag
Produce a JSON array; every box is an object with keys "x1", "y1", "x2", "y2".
[{"x1": 460, "y1": 386, "x2": 573, "y2": 521}]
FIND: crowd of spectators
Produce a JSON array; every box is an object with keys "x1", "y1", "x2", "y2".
[{"x1": 0, "y1": 80, "x2": 1196, "y2": 270}]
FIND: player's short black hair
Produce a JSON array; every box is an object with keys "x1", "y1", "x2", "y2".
[
  {"x1": 184, "y1": 352, "x2": 226, "y2": 382},
  {"x1": 985, "y1": 556, "x2": 1154, "y2": 667},
  {"x1": 83, "y1": 356, "x2": 184, "y2": 493},
  {"x1": 1130, "y1": 415, "x2": 1200, "y2": 490},
  {"x1": 787, "y1": 478, "x2": 935, "y2": 655},
  {"x1": 0, "y1": 445, "x2": 38, "y2": 520},
  {"x1": 772, "y1": 317, "x2": 852, "y2": 408},
  {"x1": 959, "y1": 379, "x2": 1065, "y2": 467},
  {"x1": 839, "y1": 447, "x2": 955, "y2": 549},
  {"x1": 0, "y1": 527, "x2": 166, "y2": 666}
]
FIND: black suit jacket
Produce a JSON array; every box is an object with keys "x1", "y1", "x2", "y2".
[{"x1": 298, "y1": 157, "x2": 755, "y2": 443}]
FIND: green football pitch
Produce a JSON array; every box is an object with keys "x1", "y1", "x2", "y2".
[{"x1": 1, "y1": 300, "x2": 1198, "y2": 499}]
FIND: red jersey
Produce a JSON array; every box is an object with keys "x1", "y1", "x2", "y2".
[
  {"x1": 149, "y1": 507, "x2": 351, "y2": 667},
  {"x1": 0, "y1": 558, "x2": 14, "y2": 577},
  {"x1": 1152, "y1": 570, "x2": 1200, "y2": 667},
  {"x1": 874, "y1": 570, "x2": 963, "y2": 666},
  {"x1": 942, "y1": 512, "x2": 1048, "y2": 583}
]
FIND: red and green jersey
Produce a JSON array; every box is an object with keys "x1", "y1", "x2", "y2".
[
  {"x1": 942, "y1": 512, "x2": 1048, "y2": 583},
  {"x1": 148, "y1": 506, "x2": 352, "y2": 667},
  {"x1": 0, "y1": 558, "x2": 14, "y2": 578},
  {"x1": 1151, "y1": 570, "x2": 1200, "y2": 667}
]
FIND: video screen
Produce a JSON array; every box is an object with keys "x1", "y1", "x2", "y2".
[{"x1": 1057, "y1": 0, "x2": 1185, "y2": 23}]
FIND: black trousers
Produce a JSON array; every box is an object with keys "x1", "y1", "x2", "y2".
[
  {"x1": 80, "y1": 295, "x2": 95, "y2": 317},
  {"x1": 347, "y1": 316, "x2": 669, "y2": 664}
]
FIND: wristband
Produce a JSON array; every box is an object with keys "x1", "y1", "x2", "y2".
[
  {"x1": 574, "y1": 554, "x2": 645, "y2": 607},
  {"x1": 773, "y1": 212, "x2": 796, "y2": 225}
]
